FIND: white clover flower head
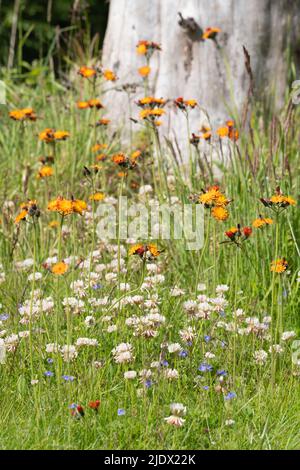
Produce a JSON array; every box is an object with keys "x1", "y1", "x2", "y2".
[
  {"x1": 281, "y1": 331, "x2": 296, "y2": 342},
  {"x1": 124, "y1": 370, "x2": 137, "y2": 380},
  {"x1": 167, "y1": 343, "x2": 182, "y2": 354},
  {"x1": 254, "y1": 349, "x2": 268, "y2": 365},
  {"x1": 28, "y1": 272, "x2": 42, "y2": 282}
]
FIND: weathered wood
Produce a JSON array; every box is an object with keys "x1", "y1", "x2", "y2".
[{"x1": 102, "y1": 0, "x2": 300, "y2": 154}]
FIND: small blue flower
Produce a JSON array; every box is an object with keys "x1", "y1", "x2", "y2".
[
  {"x1": 118, "y1": 408, "x2": 126, "y2": 416},
  {"x1": 145, "y1": 379, "x2": 153, "y2": 388},
  {"x1": 47, "y1": 358, "x2": 54, "y2": 364},
  {"x1": 62, "y1": 375, "x2": 75, "y2": 382},
  {"x1": 0, "y1": 313, "x2": 9, "y2": 321},
  {"x1": 198, "y1": 362, "x2": 213, "y2": 373},
  {"x1": 44, "y1": 371, "x2": 54, "y2": 377},
  {"x1": 161, "y1": 360, "x2": 169, "y2": 367},
  {"x1": 216, "y1": 369, "x2": 227, "y2": 376},
  {"x1": 204, "y1": 335, "x2": 211, "y2": 343},
  {"x1": 179, "y1": 350, "x2": 188, "y2": 358},
  {"x1": 224, "y1": 391, "x2": 237, "y2": 401}
]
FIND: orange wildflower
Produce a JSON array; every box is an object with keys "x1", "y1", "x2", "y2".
[
  {"x1": 87, "y1": 99, "x2": 103, "y2": 109},
  {"x1": 15, "y1": 200, "x2": 40, "y2": 224},
  {"x1": 174, "y1": 97, "x2": 198, "y2": 111},
  {"x1": 89, "y1": 192, "x2": 105, "y2": 201},
  {"x1": 129, "y1": 243, "x2": 162, "y2": 259},
  {"x1": 48, "y1": 197, "x2": 87, "y2": 216},
  {"x1": 51, "y1": 261, "x2": 68, "y2": 275},
  {"x1": 252, "y1": 216, "x2": 273, "y2": 228},
  {"x1": 136, "y1": 40, "x2": 161, "y2": 56},
  {"x1": 77, "y1": 101, "x2": 89, "y2": 109},
  {"x1": 202, "y1": 27, "x2": 221, "y2": 40},
  {"x1": 260, "y1": 188, "x2": 296, "y2": 210},
  {"x1": 92, "y1": 143, "x2": 108, "y2": 152},
  {"x1": 271, "y1": 259, "x2": 288, "y2": 274},
  {"x1": 37, "y1": 166, "x2": 54, "y2": 179},
  {"x1": 39, "y1": 129, "x2": 69, "y2": 142},
  {"x1": 211, "y1": 206, "x2": 229, "y2": 221},
  {"x1": 103, "y1": 69, "x2": 117, "y2": 81},
  {"x1": 9, "y1": 108, "x2": 36, "y2": 121},
  {"x1": 138, "y1": 65, "x2": 151, "y2": 77},
  {"x1": 96, "y1": 118, "x2": 111, "y2": 126},
  {"x1": 78, "y1": 66, "x2": 97, "y2": 78}
]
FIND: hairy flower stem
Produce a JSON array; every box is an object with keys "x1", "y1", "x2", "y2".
[{"x1": 271, "y1": 214, "x2": 280, "y2": 385}]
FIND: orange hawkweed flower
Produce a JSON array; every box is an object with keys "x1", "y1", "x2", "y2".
[
  {"x1": 252, "y1": 216, "x2": 273, "y2": 228},
  {"x1": 224, "y1": 224, "x2": 251, "y2": 244},
  {"x1": 199, "y1": 186, "x2": 230, "y2": 208},
  {"x1": 53, "y1": 130, "x2": 70, "y2": 141},
  {"x1": 9, "y1": 108, "x2": 36, "y2": 121},
  {"x1": 260, "y1": 187, "x2": 296, "y2": 210},
  {"x1": 78, "y1": 66, "x2": 97, "y2": 78},
  {"x1": 51, "y1": 261, "x2": 68, "y2": 275},
  {"x1": 271, "y1": 258, "x2": 288, "y2": 274},
  {"x1": 138, "y1": 65, "x2": 151, "y2": 77},
  {"x1": 112, "y1": 153, "x2": 127, "y2": 165},
  {"x1": 129, "y1": 243, "x2": 162, "y2": 259},
  {"x1": 216, "y1": 126, "x2": 229, "y2": 138},
  {"x1": 243, "y1": 226, "x2": 252, "y2": 238},
  {"x1": 87, "y1": 99, "x2": 103, "y2": 109},
  {"x1": 112, "y1": 153, "x2": 136, "y2": 169},
  {"x1": 174, "y1": 97, "x2": 197, "y2": 111},
  {"x1": 89, "y1": 192, "x2": 105, "y2": 201},
  {"x1": 88, "y1": 400, "x2": 101, "y2": 411},
  {"x1": 39, "y1": 129, "x2": 69, "y2": 142},
  {"x1": 202, "y1": 27, "x2": 221, "y2": 40},
  {"x1": 48, "y1": 197, "x2": 87, "y2": 216},
  {"x1": 137, "y1": 97, "x2": 166, "y2": 108},
  {"x1": 15, "y1": 209, "x2": 29, "y2": 224},
  {"x1": 15, "y1": 200, "x2": 40, "y2": 224},
  {"x1": 77, "y1": 101, "x2": 89, "y2": 109},
  {"x1": 103, "y1": 69, "x2": 117, "y2": 81},
  {"x1": 131, "y1": 150, "x2": 142, "y2": 160},
  {"x1": 96, "y1": 118, "x2": 111, "y2": 126},
  {"x1": 225, "y1": 227, "x2": 239, "y2": 240},
  {"x1": 140, "y1": 108, "x2": 165, "y2": 120},
  {"x1": 39, "y1": 128, "x2": 55, "y2": 143},
  {"x1": 200, "y1": 125, "x2": 212, "y2": 141},
  {"x1": 136, "y1": 40, "x2": 161, "y2": 56},
  {"x1": 37, "y1": 166, "x2": 54, "y2": 179},
  {"x1": 92, "y1": 143, "x2": 108, "y2": 152},
  {"x1": 217, "y1": 120, "x2": 239, "y2": 141},
  {"x1": 211, "y1": 206, "x2": 229, "y2": 221}
]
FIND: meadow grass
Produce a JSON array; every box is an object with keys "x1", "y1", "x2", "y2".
[{"x1": 0, "y1": 65, "x2": 300, "y2": 450}]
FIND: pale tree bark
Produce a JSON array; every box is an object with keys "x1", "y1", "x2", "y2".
[{"x1": 102, "y1": 0, "x2": 300, "y2": 154}]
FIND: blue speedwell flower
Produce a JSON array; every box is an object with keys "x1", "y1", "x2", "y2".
[
  {"x1": 117, "y1": 408, "x2": 126, "y2": 416},
  {"x1": 44, "y1": 371, "x2": 54, "y2": 377},
  {"x1": 62, "y1": 375, "x2": 75, "y2": 382},
  {"x1": 179, "y1": 350, "x2": 188, "y2": 358},
  {"x1": 224, "y1": 391, "x2": 237, "y2": 400},
  {"x1": 198, "y1": 362, "x2": 213, "y2": 372}
]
